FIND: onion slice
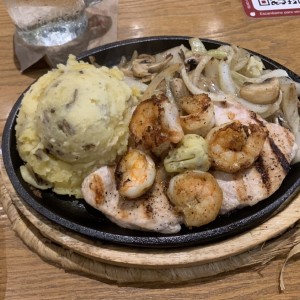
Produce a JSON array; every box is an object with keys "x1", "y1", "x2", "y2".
[
  {"x1": 181, "y1": 67, "x2": 235, "y2": 102},
  {"x1": 232, "y1": 69, "x2": 289, "y2": 85},
  {"x1": 141, "y1": 63, "x2": 181, "y2": 100},
  {"x1": 218, "y1": 60, "x2": 237, "y2": 95},
  {"x1": 192, "y1": 55, "x2": 212, "y2": 85}
]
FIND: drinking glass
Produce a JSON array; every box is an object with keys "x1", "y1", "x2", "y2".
[{"x1": 3, "y1": 0, "x2": 88, "y2": 46}]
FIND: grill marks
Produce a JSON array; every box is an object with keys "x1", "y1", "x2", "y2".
[
  {"x1": 249, "y1": 111, "x2": 290, "y2": 194},
  {"x1": 251, "y1": 110, "x2": 272, "y2": 193},
  {"x1": 251, "y1": 135, "x2": 291, "y2": 195},
  {"x1": 268, "y1": 137, "x2": 291, "y2": 174},
  {"x1": 254, "y1": 155, "x2": 271, "y2": 192},
  {"x1": 213, "y1": 101, "x2": 296, "y2": 213}
]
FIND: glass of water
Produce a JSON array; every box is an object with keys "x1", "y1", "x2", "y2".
[{"x1": 3, "y1": 0, "x2": 88, "y2": 47}]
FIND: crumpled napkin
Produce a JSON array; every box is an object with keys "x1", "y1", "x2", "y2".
[{"x1": 13, "y1": 0, "x2": 118, "y2": 72}]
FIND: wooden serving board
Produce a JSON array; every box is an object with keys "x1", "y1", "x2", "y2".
[{"x1": 1, "y1": 155, "x2": 300, "y2": 285}]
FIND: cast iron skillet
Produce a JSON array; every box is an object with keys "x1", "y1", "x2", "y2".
[{"x1": 2, "y1": 36, "x2": 300, "y2": 248}]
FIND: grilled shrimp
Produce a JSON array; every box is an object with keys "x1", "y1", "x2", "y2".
[
  {"x1": 115, "y1": 148, "x2": 156, "y2": 199},
  {"x1": 179, "y1": 94, "x2": 215, "y2": 136},
  {"x1": 206, "y1": 121, "x2": 268, "y2": 173},
  {"x1": 167, "y1": 170, "x2": 223, "y2": 227},
  {"x1": 129, "y1": 94, "x2": 184, "y2": 156}
]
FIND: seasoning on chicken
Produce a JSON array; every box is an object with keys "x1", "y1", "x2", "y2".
[
  {"x1": 82, "y1": 166, "x2": 182, "y2": 234},
  {"x1": 211, "y1": 101, "x2": 298, "y2": 214}
]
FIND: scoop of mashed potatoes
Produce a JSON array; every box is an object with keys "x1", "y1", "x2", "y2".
[{"x1": 16, "y1": 55, "x2": 134, "y2": 198}]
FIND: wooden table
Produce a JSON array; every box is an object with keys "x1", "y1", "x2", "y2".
[{"x1": 1, "y1": 1, "x2": 300, "y2": 299}]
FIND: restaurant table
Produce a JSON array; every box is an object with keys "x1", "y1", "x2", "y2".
[{"x1": 1, "y1": 0, "x2": 300, "y2": 299}]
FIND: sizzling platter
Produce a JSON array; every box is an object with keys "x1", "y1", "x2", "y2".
[{"x1": 2, "y1": 36, "x2": 300, "y2": 248}]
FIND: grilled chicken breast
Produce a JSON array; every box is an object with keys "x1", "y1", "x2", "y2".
[
  {"x1": 81, "y1": 99, "x2": 297, "y2": 230},
  {"x1": 82, "y1": 166, "x2": 182, "y2": 233},
  {"x1": 212, "y1": 101, "x2": 298, "y2": 214}
]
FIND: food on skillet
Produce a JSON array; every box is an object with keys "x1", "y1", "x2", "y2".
[
  {"x1": 167, "y1": 170, "x2": 223, "y2": 227},
  {"x1": 82, "y1": 165, "x2": 182, "y2": 234},
  {"x1": 82, "y1": 96, "x2": 297, "y2": 232},
  {"x1": 164, "y1": 134, "x2": 210, "y2": 173},
  {"x1": 16, "y1": 55, "x2": 136, "y2": 198},
  {"x1": 16, "y1": 38, "x2": 300, "y2": 233},
  {"x1": 209, "y1": 101, "x2": 297, "y2": 214}
]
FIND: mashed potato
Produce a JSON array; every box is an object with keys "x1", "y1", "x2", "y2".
[{"x1": 16, "y1": 55, "x2": 134, "y2": 198}]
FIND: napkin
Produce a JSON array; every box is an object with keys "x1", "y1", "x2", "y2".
[{"x1": 13, "y1": 0, "x2": 118, "y2": 72}]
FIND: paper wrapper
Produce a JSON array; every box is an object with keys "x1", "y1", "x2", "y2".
[{"x1": 13, "y1": 0, "x2": 118, "y2": 72}]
